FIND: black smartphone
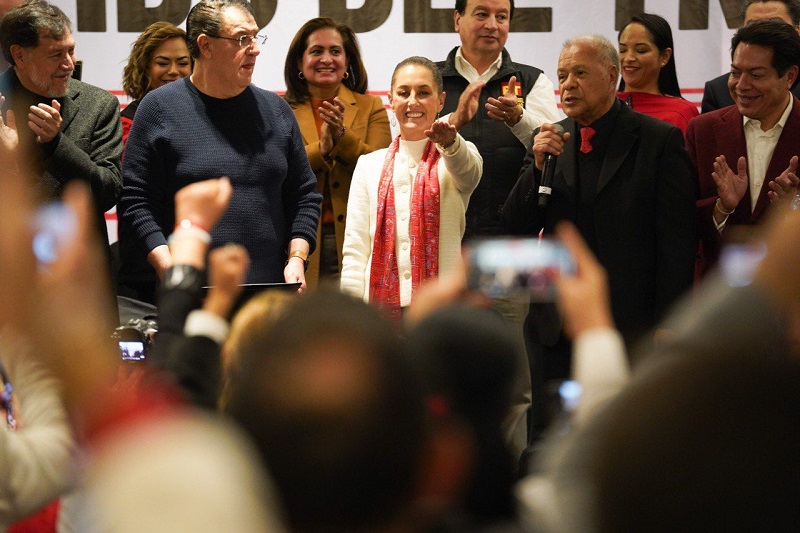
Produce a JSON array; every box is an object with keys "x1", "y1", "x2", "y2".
[
  {"x1": 72, "y1": 59, "x2": 82, "y2": 81},
  {"x1": 466, "y1": 237, "x2": 576, "y2": 301}
]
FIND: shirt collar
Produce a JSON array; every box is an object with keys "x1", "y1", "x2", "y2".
[
  {"x1": 454, "y1": 46, "x2": 503, "y2": 79},
  {"x1": 587, "y1": 97, "x2": 623, "y2": 132},
  {"x1": 742, "y1": 93, "x2": 793, "y2": 133}
]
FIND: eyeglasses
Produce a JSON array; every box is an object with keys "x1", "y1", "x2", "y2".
[{"x1": 207, "y1": 33, "x2": 268, "y2": 48}]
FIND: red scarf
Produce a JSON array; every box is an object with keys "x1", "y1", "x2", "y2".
[{"x1": 369, "y1": 137, "x2": 441, "y2": 320}]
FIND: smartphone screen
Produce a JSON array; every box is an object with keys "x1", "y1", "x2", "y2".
[
  {"x1": 719, "y1": 240, "x2": 767, "y2": 287},
  {"x1": 31, "y1": 202, "x2": 77, "y2": 267},
  {"x1": 466, "y1": 238, "x2": 576, "y2": 301},
  {"x1": 119, "y1": 341, "x2": 146, "y2": 362}
]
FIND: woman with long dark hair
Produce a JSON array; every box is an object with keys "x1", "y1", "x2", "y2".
[{"x1": 618, "y1": 13, "x2": 698, "y2": 132}]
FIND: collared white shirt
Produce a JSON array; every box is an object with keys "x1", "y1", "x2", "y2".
[
  {"x1": 716, "y1": 94, "x2": 793, "y2": 233},
  {"x1": 449, "y1": 47, "x2": 560, "y2": 149},
  {"x1": 743, "y1": 94, "x2": 793, "y2": 211}
]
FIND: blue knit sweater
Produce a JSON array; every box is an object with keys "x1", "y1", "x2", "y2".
[{"x1": 119, "y1": 77, "x2": 321, "y2": 283}]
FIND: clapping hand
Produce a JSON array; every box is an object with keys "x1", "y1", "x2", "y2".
[
  {"x1": 319, "y1": 97, "x2": 346, "y2": 157},
  {"x1": 767, "y1": 156, "x2": 799, "y2": 205},
  {"x1": 0, "y1": 95, "x2": 18, "y2": 157},
  {"x1": 712, "y1": 155, "x2": 748, "y2": 213},
  {"x1": 448, "y1": 80, "x2": 485, "y2": 130},
  {"x1": 28, "y1": 100, "x2": 62, "y2": 144},
  {"x1": 486, "y1": 75, "x2": 522, "y2": 126}
]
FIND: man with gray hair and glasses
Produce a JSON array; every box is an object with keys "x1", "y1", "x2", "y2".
[{"x1": 119, "y1": 0, "x2": 321, "y2": 293}]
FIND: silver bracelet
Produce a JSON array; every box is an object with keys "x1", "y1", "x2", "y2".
[{"x1": 715, "y1": 198, "x2": 735, "y2": 216}]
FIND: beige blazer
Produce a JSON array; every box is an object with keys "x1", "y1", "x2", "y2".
[{"x1": 290, "y1": 85, "x2": 392, "y2": 287}]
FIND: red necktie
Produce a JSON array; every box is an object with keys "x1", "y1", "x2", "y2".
[{"x1": 580, "y1": 127, "x2": 596, "y2": 154}]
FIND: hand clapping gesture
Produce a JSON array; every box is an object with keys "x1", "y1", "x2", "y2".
[
  {"x1": 0, "y1": 95, "x2": 18, "y2": 157},
  {"x1": 486, "y1": 75, "x2": 523, "y2": 127},
  {"x1": 712, "y1": 155, "x2": 748, "y2": 216},
  {"x1": 448, "y1": 80, "x2": 485, "y2": 130},
  {"x1": 318, "y1": 97, "x2": 346, "y2": 158},
  {"x1": 28, "y1": 100, "x2": 63, "y2": 144},
  {"x1": 767, "y1": 155, "x2": 800, "y2": 205}
]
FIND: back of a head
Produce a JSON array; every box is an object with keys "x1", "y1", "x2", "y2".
[
  {"x1": 225, "y1": 291, "x2": 426, "y2": 531},
  {"x1": 408, "y1": 304, "x2": 517, "y2": 426},
  {"x1": 562, "y1": 350, "x2": 800, "y2": 531},
  {"x1": 407, "y1": 304, "x2": 519, "y2": 523}
]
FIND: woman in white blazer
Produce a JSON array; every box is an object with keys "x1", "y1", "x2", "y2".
[{"x1": 340, "y1": 56, "x2": 483, "y2": 319}]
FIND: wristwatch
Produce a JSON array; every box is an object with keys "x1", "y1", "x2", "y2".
[
  {"x1": 162, "y1": 264, "x2": 205, "y2": 292},
  {"x1": 286, "y1": 250, "x2": 309, "y2": 272}
]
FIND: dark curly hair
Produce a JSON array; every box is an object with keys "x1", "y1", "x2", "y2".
[{"x1": 122, "y1": 22, "x2": 190, "y2": 101}]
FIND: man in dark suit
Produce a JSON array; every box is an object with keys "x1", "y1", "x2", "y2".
[
  {"x1": 687, "y1": 19, "x2": 800, "y2": 277},
  {"x1": 0, "y1": 1, "x2": 122, "y2": 247},
  {"x1": 702, "y1": 0, "x2": 800, "y2": 113},
  {"x1": 503, "y1": 35, "x2": 695, "y2": 417}
]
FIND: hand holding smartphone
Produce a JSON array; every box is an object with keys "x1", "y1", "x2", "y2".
[{"x1": 466, "y1": 237, "x2": 576, "y2": 301}]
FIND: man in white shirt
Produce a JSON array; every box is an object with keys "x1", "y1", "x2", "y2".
[
  {"x1": 438, "y1": 0, "x2": 559, "y2": 240},
  {"x1": 686, "y1": 19, "x2": 800, "y2": 277}
]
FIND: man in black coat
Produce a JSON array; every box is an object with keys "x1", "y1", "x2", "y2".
[{"x1": 503, "y1": 35, "x2": 695, "y2": 430}]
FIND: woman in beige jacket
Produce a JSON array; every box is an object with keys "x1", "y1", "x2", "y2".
[{"x1": 284, "y1": 17, "x2": 391, "y2": 288}]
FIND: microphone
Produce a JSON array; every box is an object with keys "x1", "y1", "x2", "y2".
[{"x1": 538, "y1": 124, "x2": 565, "y2": 208}]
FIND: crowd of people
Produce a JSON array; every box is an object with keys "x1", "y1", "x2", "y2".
[{"x1": 1, "y1": 0, "x2": 800, "y2": 531}]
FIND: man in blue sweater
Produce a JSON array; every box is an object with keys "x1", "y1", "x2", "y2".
[{"x1": 119, "y1": 0, "x2": 321, "y2": 293}]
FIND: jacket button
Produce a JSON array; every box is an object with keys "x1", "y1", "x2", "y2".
[
  {"x1": 332, "y1": 181, "x2": 340, "y2": 189},
  {"x1": 337, "y1": 214, "x2": 344, "y2": 222}
]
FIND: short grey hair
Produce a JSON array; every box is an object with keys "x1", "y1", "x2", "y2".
[{"x1": 563, "y1": 34, "x2": 620, "y2": 73}]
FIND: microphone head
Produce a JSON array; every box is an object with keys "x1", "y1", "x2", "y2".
[{"x1": 552, "y1": 124, "x2": 565, "y2": 138}]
